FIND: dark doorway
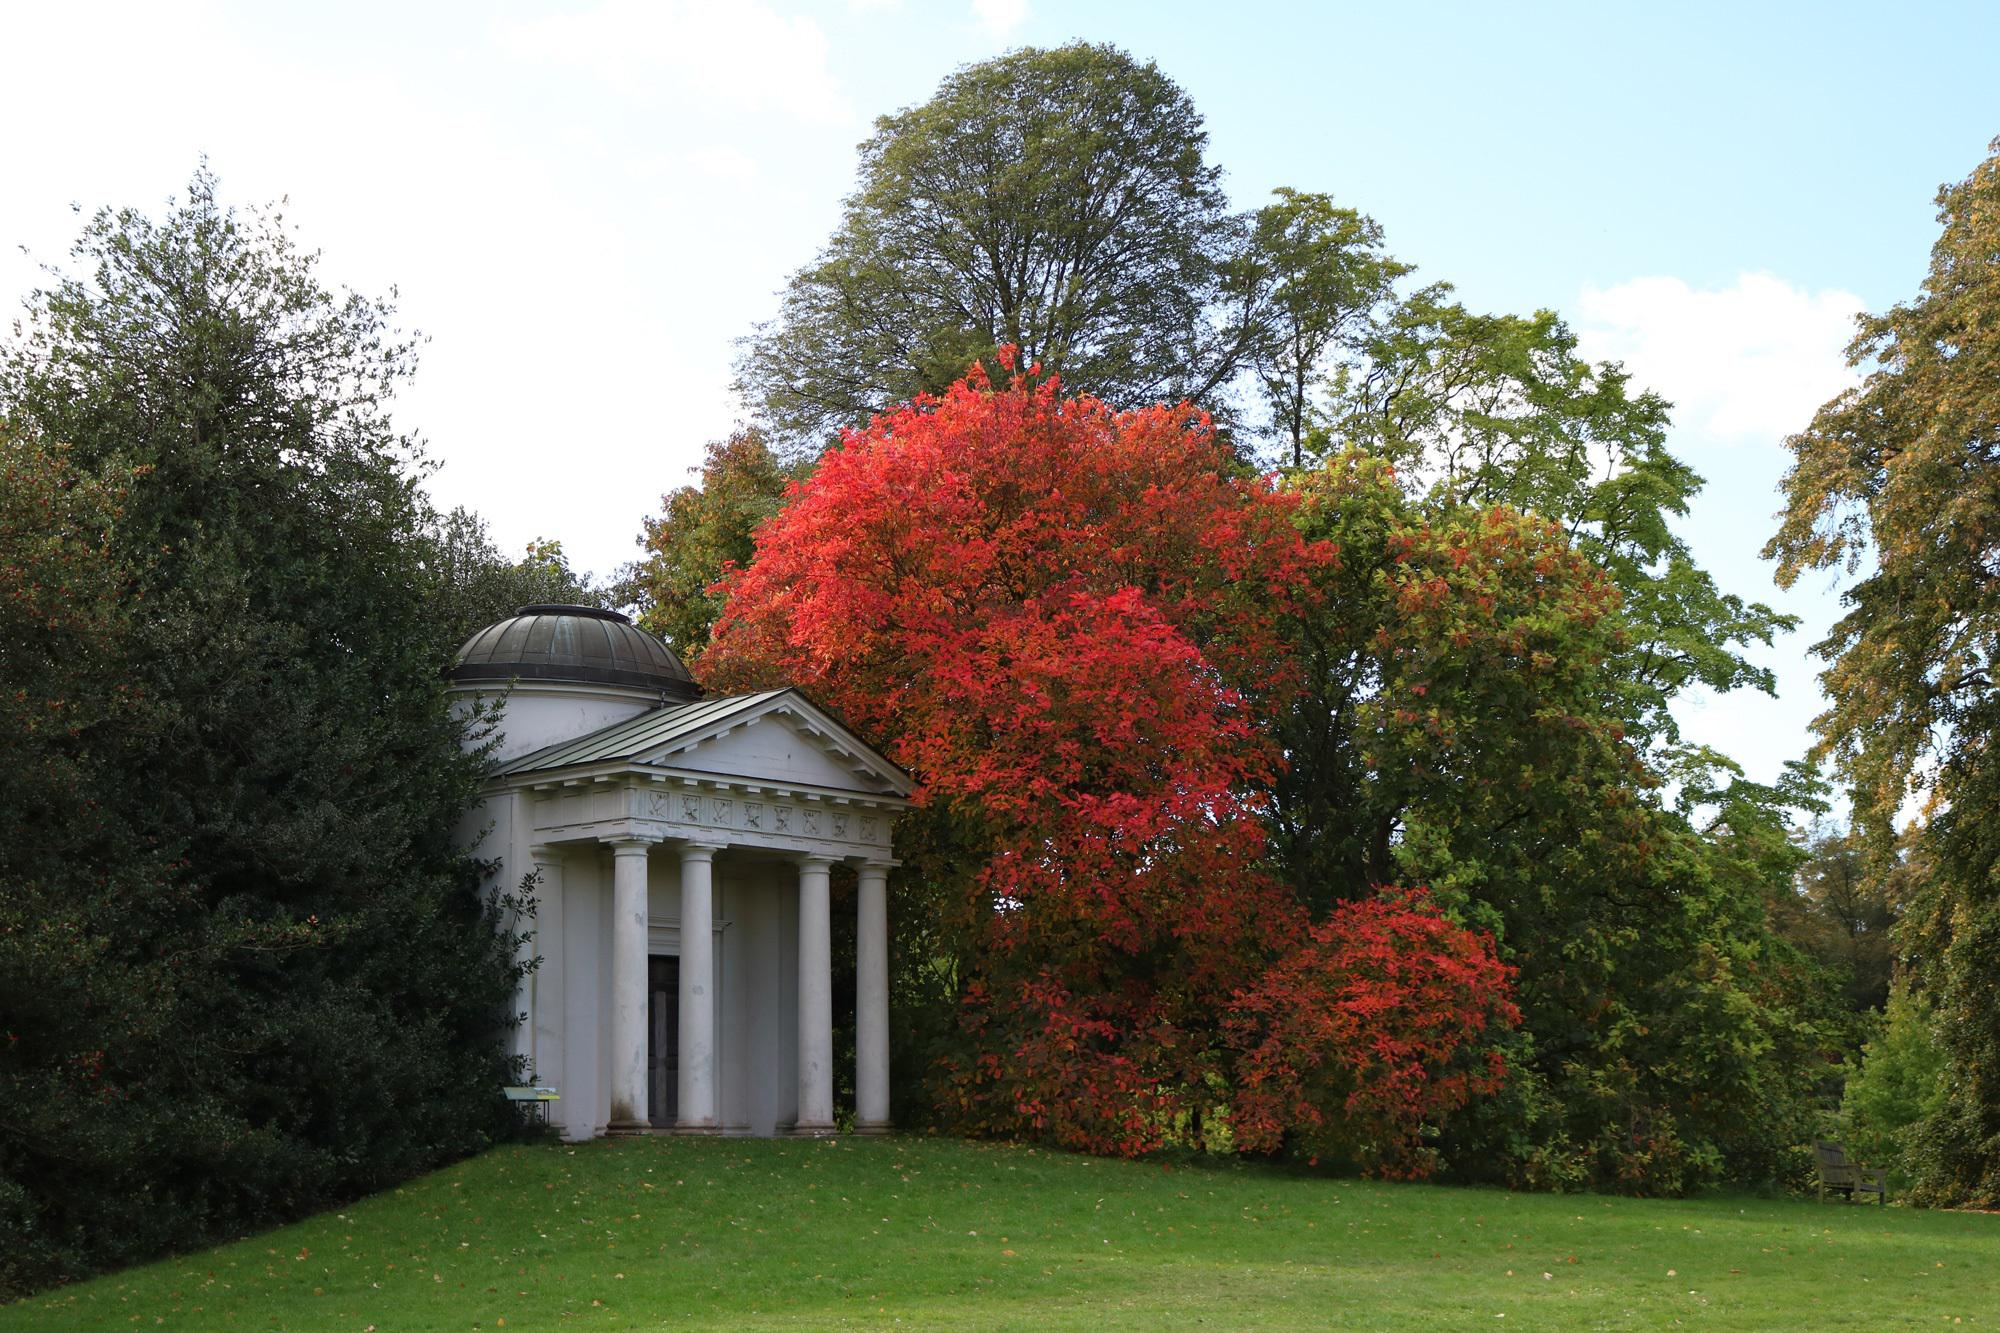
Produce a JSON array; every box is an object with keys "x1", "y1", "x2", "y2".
[{"x1": 647, "y1": 955, "x2": 679, "y2": 1128}]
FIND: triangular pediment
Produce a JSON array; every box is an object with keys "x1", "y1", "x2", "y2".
[
  {"x1": 635, "y1": 694, "x2": 908, "y2": 796},
  {"x1": 498, "y1": 687, "x2": 911, "y2": 799}
]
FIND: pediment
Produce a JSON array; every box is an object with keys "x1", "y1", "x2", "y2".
[
  {"x1": 498, "y1": 687, "x2": 911, "y2": 800},
  {"x1": 635, "y1": 698, "x2": 909, "y2": 796}
]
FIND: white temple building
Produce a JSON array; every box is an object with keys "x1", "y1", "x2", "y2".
[{"x1": 446, "y1": 605, "x2": 910, "y2": 1141}]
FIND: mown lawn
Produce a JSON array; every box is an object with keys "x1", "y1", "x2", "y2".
[{"x1": 5, "y1": 1135, "x2": 1996, "y2": 1330}]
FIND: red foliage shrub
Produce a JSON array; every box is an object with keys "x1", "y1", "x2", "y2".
[{"x1": 1227, "y1": 887, "x2": 1518, "y2": 1177}]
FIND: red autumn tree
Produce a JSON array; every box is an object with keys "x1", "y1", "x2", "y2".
[{"x1": 704, "y1": 357, "x2": 1516, "y2": 1155}]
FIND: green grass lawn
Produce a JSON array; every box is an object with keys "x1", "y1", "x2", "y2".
[{"x1": 5, "y1": 1136, "x2": 1996, "y2": 1330}]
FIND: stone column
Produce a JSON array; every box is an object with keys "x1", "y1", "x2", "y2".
[
  {"x1": 855, "y1": 860, "x2": 892, "y2": 1133},
  {"x1": 508, "y1": 797, "x2": 536, "y2": 1069},
  {"x1": 795, "y1": 855, "x2": 836, "y2": 1135},
  {"x1": 562, "y1": 865, "x2": 601, "y2": 1140},
  {"x1": 676, "y1": 841, "x2": 725, "y2": 1133},
  {"x1": 528, "y1": 845, "x2": 566, "y2": 1103},
  {"x1": 606, "y1": 837, "x2": 656, "y2": 1133}
]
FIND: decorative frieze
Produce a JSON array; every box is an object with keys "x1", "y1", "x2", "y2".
[{"x1": 531, "y1": 774, "x2": 899, "y2": 856}]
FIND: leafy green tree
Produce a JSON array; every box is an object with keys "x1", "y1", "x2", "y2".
[
  {"x1": 1275, "y1": 453, "x2": 1831, "y2": 1193},
  {"x1": 1768, "y1": 138, "x2": 2000, "y2": 1209},
  {"x1": 1769, "y1": 825, "x2": 1897, "y2": 1016},
  {"x1": 628, "y1": 428, "x2": 797, "y2": 659},
  {"x1": 0, "y1": 170, "x2": 523, "y2": 1292},
  {"x1": 0, "y1": 427, "x2": 198, "y2": 1289},
  {"x1": 1768, "y1": 138, "x2": 2000, "y2": 840},
  {"x1": 1329, "y1": 293, "x2": 1795, "y2": 772},
  {"x1": 1841, "y1": 988, "x2": 1948, "y2": 1187},
  {"x1": 428, "y1": 507, "x2": 607, "y2": 650},
  {"x1": 1246, "y1": 188, "x2": 1407, "y2": 467},
  {"x1": 1273, "y1": 452, "x2": 1634, "y2": 907},
  {"x1": 737, "y1": 43, "x2": 1262, "y2": 452}
]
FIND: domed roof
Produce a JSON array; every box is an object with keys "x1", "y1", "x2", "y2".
[{"x1": 448, "y1": 605, "x2": 700, "y2": 699}]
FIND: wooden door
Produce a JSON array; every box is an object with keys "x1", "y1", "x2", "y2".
[{"x1": 647, "y1": 955, "x2": 679, "y2": 1128}]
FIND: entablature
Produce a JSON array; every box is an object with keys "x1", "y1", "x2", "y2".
[{"x1": 516, "y1": 767, "x2": 903, "y2": 861}]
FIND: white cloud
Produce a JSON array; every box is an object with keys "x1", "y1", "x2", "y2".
[
  {"x1": 496, "y1": 0, "x2": 849, "y2": 124},
  {"x1": 1574, "y1": 273, "x2": 1865, "y2": 441},
  {"x1": 971, "y1": 0, "x2": 1030, "y2": 37}
]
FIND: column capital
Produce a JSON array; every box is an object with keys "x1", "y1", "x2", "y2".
[
  {"x1": 856, "y1": 857, "x2": 899, "y2": 873},
  {"x1": 604, "y1": 834, "x2": 661, "y2": 852},
  {"x1": 796, "y1": 852, "x2": 838, "y2": 870},
  {"x1": 528, "y1": 843, "x2": 565, "y2": 863},
  {"x1": 676, "y1": 840, "x2": 729, "y2": 863}
]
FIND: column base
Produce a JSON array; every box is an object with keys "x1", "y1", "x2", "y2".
[
  {"x1": 852, "y1": 1121, "x2": 893, "y2": 1137},
  {"x1": 787, "y1": 1120, "x2": 838, "y2": 1138},
  {"x1": 605, "y1": 1118, "x2": 653, "y2": 1137},
  {"x1": 672, "y1": 1122, "x2": 722, "y2": 1136}
]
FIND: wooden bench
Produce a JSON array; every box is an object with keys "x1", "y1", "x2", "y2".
[{"x1": 1814, "y1": 1140, "x2": 1888, "y2": 1203}]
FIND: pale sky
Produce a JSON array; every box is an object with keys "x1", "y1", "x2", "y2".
[{"x1": 5, "y1": 0, "x2": 1998, "y2": 794}]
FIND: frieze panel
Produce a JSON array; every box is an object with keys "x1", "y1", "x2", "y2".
[{"x1": 531, "y1": 778, "x2": 901, "y2": 859}]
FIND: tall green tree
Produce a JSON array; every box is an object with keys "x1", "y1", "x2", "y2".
[
  {"x1": 1770, "y1": 825, "x2": 1897, "y2": 1017},
  {"x1": 0, "y1": 428, "x2": 198, "y2": 1290},
  {"x1": 628, "y1": 427, "x2": 797, "y2": 659},
  {"x1": 1769, "y1": 139, "x2": 2000, "y2": 1209},
  {"x1": 428, "y1": 507, "x2": 608, "y2": 650},
  {"x1": 737, "y1": 43, "x2": 1263, "y2": 452},
  {"x1": 0, "y1": 170, "x2": 523, "y2": 1292},
  {"x1": 1277, "y1": 454, "x2": 1829, "y2": 1193},
  {"x1": 1330, "y1": 292, "x2": 1795, "y2": 771},
  {"x1": 1247, "y1": 188, "x2": 1407, "y2": 467}
]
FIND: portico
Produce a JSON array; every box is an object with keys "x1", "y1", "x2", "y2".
[{"x1": 447, "y1": 606, "x2": 910, "y2": 1140}]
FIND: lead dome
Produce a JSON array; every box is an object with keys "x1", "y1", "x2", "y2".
[{"x1": 447, "y1": 604, "x2": 699, "y2": 701}]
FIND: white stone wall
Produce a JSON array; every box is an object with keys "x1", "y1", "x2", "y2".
[{"x1": 450, "y1": 681, "x2": 662, "y2": 765}]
